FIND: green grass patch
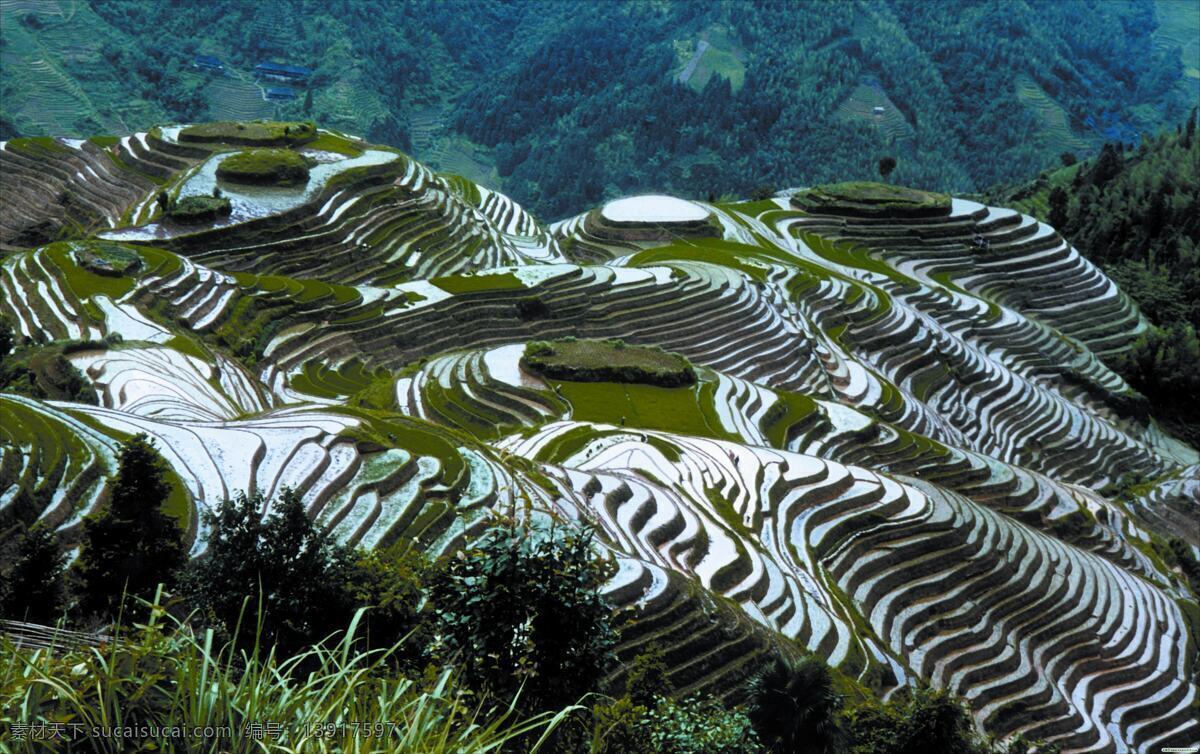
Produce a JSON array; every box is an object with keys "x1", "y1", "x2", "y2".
[
  {"x1": 304, "y1": 131, "x2": 366, "y2": 156},
  {"x1": 555, "y1": 380, "x2": 725, "y2": 439},
  {"x1": 522, "y1": 339, "x2": 696, "y2": 388},
  {"x1": 164, "y1": 334, "x2": 210, "y2": 362},
  {"x1": 431, "y1": 271, "x2": 527, "y2": 294},
  {"x1": 216, "y1": 148, "x2": 311, "y2": 187},
  {"x1": 5, "y1": 137, "x2": 71, "y2": 158},
  {"x1": 691, "y1": 44, "x2": 745, "y2": 92},
  {"x1": 333, "y1": 407, "x2": 469, "y2": 490}
]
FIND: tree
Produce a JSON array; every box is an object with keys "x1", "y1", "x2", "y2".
[
  {"x1": 425, "y1": 521, "x2": 618, "y2": 713},
  {"x1": 1089, "y1": 143, "x2": 1123, "y2": 187},
  {"x1": 0, "y1": 316, "x2": 13, "y2": 359},
  {"x1": 75, "y1": 435, "x2": 186, "y2": 619},
  {"x1": 1059, "y1": 152, "x2": 1077, "y2": 167},
  {"x1": 878, "y1": 156, "x2": 897, "y2": 181},
  {"x1": 155, "y1": 191, "x2": 171, "y2": 216},
  {"x1": 0, "y1": 524, "x2": 68, "y2": 623},
  {"x1": 1047, "y1": 186, "x2": 1069, "y2": 230},
  {"x1": 181, "y1": 488, "x2": 358, "y2": 656},
  {"x1": 749, "y1": 656, "x2": 844, "y2": 754}
]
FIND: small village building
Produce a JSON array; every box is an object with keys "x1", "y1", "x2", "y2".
[
  {"x1": 254, "y1": 62, "x2": 313, "y2": 82},
  {"x1": 265, "y1": 86, "x2": 298, "y2": 101},
  {"x1": 194, "y1": 55, "x2": 224, "y2": 71}
]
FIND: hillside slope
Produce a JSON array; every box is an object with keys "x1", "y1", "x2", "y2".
[
  {"x1": 1, "y1": 125, "x2": 1198, "y2": 752},
  {"x1": 1, "y1": 0, "x2": 1195, "y2": 217}
]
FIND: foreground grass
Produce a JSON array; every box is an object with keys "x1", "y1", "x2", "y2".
[{"x1": 1, "y1": 601, "x2": 574, "y2": 753}]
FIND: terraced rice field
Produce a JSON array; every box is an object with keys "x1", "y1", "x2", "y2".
[
  {"x1": 204, "y1": 76, "x2": 274, "y2": 122},
  {"x1": 677, "y1": 26, "x2": 746, "y2": 93},
  {"x1": 1, "y1": 124, "x2": 1197, "y2": 752},
  {"x1": 0, "y1": 0, "x2": 171, "y2": 136},
  {"x1": 1155, "y1": 0, "x2": 1200, "y2": 79},
  {"x1": 1014, "y1": 75, "x2": 1093, "y2": 153},
  {"x1": 833, "y1": 80, "x2": 914, "y2": 145}
]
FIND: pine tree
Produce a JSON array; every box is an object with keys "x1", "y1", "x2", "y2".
[
  {"x1": 1090, "y1": 143, "x2": 1123, "y2": 188},
  {"x1": 0, "y1": 524, "x2": 67, "y2": 623},
  {"x1": 75, "y1": 435, "x2": 185, "y2": 619}
]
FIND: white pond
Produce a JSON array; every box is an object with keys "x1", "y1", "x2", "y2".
[{"x1": 600, "y1": 195, "x2": 711, "y2": 224}]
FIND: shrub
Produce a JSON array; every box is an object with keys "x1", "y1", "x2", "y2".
[
  {"x1": 640, "y1": 696, "x2": 764, "y2": 754},
  {"x1": 425, "y1": 521, "x2": 618, "y2": 714},
  {"x1": 878, "y1": 156, "x2": 897, "y2": 180},
  {"x1": 168, "y1": 194, "x2": 232, "y2": 224},
  {"x1": 216, "y1": 148, "x2": 311, "y2": 186},
  {"x1": 74, "y1": 435, "x2": 186, "y2": 620},
  {"x1": 516, "y1": 295, "x2": 552, "y2": 320},
  {"x1": 1106, "y1": 322, "x2": 1200, "y2": 444},
  {"x1": 344, "y1": 544, "x2": 430, "y2": 670},
  {"x1": 0, "y1": 316, "x2": 14, "y2": 359}
]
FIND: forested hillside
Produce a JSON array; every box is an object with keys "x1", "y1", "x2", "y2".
[
  {"x1": 2, "y1": 0, "x2": 1195, "y2": 217},
  {"x1": 990, "y1": 111, "x2": 1199, "y2": 444}
]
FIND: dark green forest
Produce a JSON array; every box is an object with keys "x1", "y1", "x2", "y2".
[{"x1": 2, "y1": 0, "x2": 1195, "y2": 218}]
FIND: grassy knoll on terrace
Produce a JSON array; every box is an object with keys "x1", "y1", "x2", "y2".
[
  {"x1": 216, "y1": 148, "x2": 311, "y2": 187},
  {"x1": 794, "y1": 181, "x2": 951, "y2": 218},
  {"x1": 178, "y1": 120, "x2": 317, "y2": 147},
  {"x1": 522, "y1": 339, "x2": 697, "y2": 388},
  {"x1": 73, "y1": 242, "x2": 143, "y2": 276},
  {"x1": 167, "y1": 194, "x2": 232, "y2": 224}
]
